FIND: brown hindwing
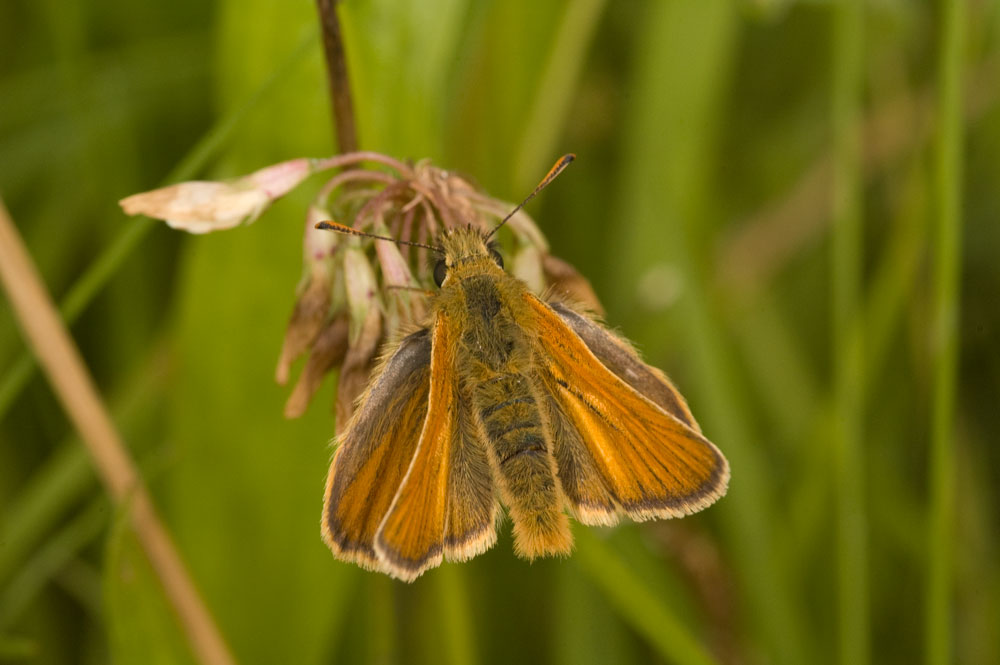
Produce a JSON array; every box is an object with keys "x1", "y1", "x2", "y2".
[{"x1": 443, "y1": 397, "x2": 499, "y2": 562}]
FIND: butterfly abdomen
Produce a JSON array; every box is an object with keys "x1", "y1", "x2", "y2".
[
  {"x1": 473, "y1": 372, "x2": 572, "y2": 558},
  {"x1": 448, "y1": 265, "x2": 572, "y2": 558}
]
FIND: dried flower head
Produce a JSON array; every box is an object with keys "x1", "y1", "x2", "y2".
[{"x1": 120, "y1": 151, "x2": 603, "y2": 429}]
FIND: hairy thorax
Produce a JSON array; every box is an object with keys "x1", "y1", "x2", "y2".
[{"x1": 435, "y1": 256, "x2": 534, "y2": 379}]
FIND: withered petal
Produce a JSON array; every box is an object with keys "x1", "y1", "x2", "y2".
[
  {"x1": 120, "y1": 182, "x2": 268, "y2": 232},
  {"x1": 343, "y1": 247, "x2": 379, "y2": 344},
  {"x1": 275, "y1": 276, "x2": 336, "y2": 385},
  {"x1": 283, "y1": 314, "x2": 349, "y2": 419},
  {"x1": 542, "y1": 253, "x2": 605, "y2": 315},
  {"x1": 512, "y1": 244, "x2": 545, "y2": 294},
  {"x1": 334, "y1": 304, "x2": 383, "y2": 434}
]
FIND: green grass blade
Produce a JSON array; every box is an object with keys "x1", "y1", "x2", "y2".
[
  {"x1": 830, "y1": 1, "x2": 868, "y2": 663},
  {"x1": 104, "y1": 502, "x2": 198, "y2": 665},
  {"x1": 863, "y1": 161, "x2": 929, "y2": 385},
  {"x1": 0, "y1": 444, "x2": 94, "y2": 587},
  {"x1": 0, "y1": 499, "x2": 107, "y2": 630},
  {"x1": 513, "y1": 0, "x2": 607, "y2": 192},
  {"x1": 0, "y1": 344, "x2": 167, "y2": 587},
  {"x1": 575, "y1": 529, "x2": 718, "y2": 665},
  {"x1": 0, "y1": 343, "x2": 168, "y2": 588},
  {"x1": 729, "y1": 293, "x2": 821, "y2": 448},
  {"x1": 926, "y1": 0, "x2": 965, "y2": 662},
  {"x1": 338, "y1": 0, "x2": 470, "y2": 159},
  {"x1": 553, "y1": 560, "x2": 633, "y2": 665},
  {"x1": 437, "y1": 565, "x2": 478, "y2": 665}
]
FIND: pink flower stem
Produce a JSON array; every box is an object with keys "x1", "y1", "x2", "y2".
[
  {"x1": 399, "y1": 207, "x2": 416, "y2": 264},
  {"x1": 316, "y1": 169, "x2": 396, "y2": 204},
  {"x1": 312, "y1": 151, "x2": 413, "y2": 178}
]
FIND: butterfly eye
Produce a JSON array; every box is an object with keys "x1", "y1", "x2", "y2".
[
  {"x1": 433, "y1": 259, "x2": 448, "y2": 287},
  {"x1": 489, "y1": 249, "x2": 504, "y2": 270}
]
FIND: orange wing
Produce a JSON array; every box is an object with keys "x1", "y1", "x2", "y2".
[
  {"x1": 548, "y1": 302, "x2": 700, "y2": 431},
  {"x1": 375, "y1": 313, "x2": 497, "y2": 581},
  {"x1": 527, "y1": 295, "x2": 729, "y2": 523},
  {"x1": 322, "y1": 329, "x2": 432, "y2": 572}
]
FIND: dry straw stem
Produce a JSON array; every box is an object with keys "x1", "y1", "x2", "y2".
[
  {"x1": 0, "y1": 198, "x2": 237, "y2": 665},
  {"x1": 315, "y1": 0, "x2": 358, "y2": 153}
]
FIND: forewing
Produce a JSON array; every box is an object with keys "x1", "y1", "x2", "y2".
[
  {"x1": 322, "y1": 328, "x2": 431, "y2": 572},
  {"x1": 550, "y1": 301, "x2": 700, "y2": 431},
  {"x1": 528, "y1": 295, "x2": 729, "y2": 521},
  {"x1": 375, "y1": 313, "x2": 497, "y2": 581}
]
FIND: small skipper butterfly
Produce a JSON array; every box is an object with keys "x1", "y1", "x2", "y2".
[{"x1": 318, "y1": 155, "x2": 729, "y2": 581}]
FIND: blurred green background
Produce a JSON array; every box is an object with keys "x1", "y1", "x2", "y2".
[{"x1": 1, "y1": 0, "x2": 998, "y2": 663}]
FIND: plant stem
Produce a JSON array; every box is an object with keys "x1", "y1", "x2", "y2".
[
  {"x1": 0, "y1": 199, "x2": 237, "y2": 665},
  {"x1": 315, "y1": 0, "x2": 358, "y2": 153}
]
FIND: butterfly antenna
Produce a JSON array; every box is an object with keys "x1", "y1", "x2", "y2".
[
  {"x1": 315, "y1": 220, "x2": 444, "y2": 253},
  {"x1": 487, "y1": 153, "x2": 575, "y2": 240}
]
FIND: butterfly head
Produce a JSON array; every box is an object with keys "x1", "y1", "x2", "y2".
[
  {"x1": 433, "y1": 227, "x2": 504, "y2": 287},
  {"x1": 431, "y1": 154, "x2": 576, "y2": 288},
  {"x1": 315, "y1": 154, "x2": 574, "y2": 290}
]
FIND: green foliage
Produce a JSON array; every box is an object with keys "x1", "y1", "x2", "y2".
[
  {"x1": 104, "y1": 508, "x2": 198, "y2": 665},
  {"x1": 2, "y1": 1, "x2": 998, "y2": 664}
]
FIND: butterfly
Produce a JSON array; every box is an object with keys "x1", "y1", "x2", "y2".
[{"x1": 318, "y1": 157, "x2": 729, "y2": 581}]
